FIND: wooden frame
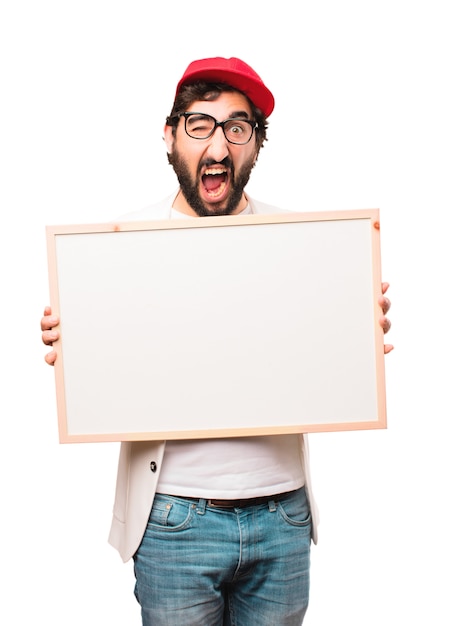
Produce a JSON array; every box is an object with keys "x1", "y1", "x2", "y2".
[{"x1": 46, "y1": 209, "x2": 386, "y2": 443}]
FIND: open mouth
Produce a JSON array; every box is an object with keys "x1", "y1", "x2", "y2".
[{"x1": 201, "y1": 167, "x2": 229, "y2": 199}]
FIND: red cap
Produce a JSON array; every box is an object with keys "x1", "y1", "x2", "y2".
[{"x1": 175, "y1": 57, "x2": 275, "y2": 117}]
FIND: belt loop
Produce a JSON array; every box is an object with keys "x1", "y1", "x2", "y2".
[
  {"x1": 196, "y1": 498, "x2": 207, "y2": 515},
  {"x1": 268, "y1": 499, "x2": 277, "y2": 512}
]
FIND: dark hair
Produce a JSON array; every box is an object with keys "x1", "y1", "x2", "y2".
[{"x1": 166, "y1": 81, "x2": 268, "y2": 152}]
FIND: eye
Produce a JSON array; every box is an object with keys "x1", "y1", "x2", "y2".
[
  {"x1": 186, "y1": 114, "x2": 214, "y2": 137},
  {"x1": 225, "y1": 120, "x2": 247, "y2": 137}
]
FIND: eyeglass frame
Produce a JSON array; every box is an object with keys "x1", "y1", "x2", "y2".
[{"x1": 173, "y1": 112, "x2": 258, "y2": 145}]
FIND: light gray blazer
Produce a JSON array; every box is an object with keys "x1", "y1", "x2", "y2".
[{"x1": 108, "y1": 192, "x2": 319, "y2": 562}]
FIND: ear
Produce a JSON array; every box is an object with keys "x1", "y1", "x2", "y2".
[{"x1": 164, "y1": 124, "x2": 174, "y2": 154}]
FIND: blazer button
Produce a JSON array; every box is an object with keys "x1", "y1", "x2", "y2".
[{"x1": 150, "y1": 461, "x2": 157, "y2": 473}]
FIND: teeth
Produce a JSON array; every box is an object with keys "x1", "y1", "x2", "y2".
[{"x1": 204, "y1": 168, "x2": 226, "y2": 175}]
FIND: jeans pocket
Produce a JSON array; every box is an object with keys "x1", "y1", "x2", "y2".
[
  {"x1": 148, "y1": 495, "x2": 195, "y2": 531},
  {"x1": 277, "y1": 487, "x2": 311, "y2": 528}
]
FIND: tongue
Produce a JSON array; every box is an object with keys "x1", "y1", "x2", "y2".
[{"x1": 203, "y1": 173, "x2": 225, "y2": 190}]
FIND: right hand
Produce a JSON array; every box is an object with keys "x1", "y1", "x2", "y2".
[{"x1": 41, "y1": 306, "x2": 60, "y2": 365}]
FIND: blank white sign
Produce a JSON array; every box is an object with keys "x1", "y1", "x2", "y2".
[{"x1": 46, "y1": 210, "x2": 386, "y2": 443}]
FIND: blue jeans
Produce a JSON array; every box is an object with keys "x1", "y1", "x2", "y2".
[{"x1": 133, "y1": 486, "x2": 311, "y2": 625}]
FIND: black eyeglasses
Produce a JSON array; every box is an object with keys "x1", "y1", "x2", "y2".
[{"x1": 177, "y1": 112, "x2": 257, "y2": 145}]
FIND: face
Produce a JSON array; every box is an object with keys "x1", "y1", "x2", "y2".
[{"x1": 164, "y1": 92, "x2": 259, "y2": 217}]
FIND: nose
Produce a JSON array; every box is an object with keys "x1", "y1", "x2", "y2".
[{"x1": 205, "y1": 125, "x2": 230, "y2": 163}]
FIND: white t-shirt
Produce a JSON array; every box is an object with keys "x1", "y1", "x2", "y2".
[{"x1": 157, "y1": 435, "x2": 305, "y2": 498}]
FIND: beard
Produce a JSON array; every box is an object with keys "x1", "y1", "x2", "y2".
[{"x1": 167, "y1": 147, "x2": 256, "y2": 217}]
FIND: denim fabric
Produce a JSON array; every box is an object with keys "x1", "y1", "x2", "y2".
[{"x1": 133, "y1": 486, "x2": 311, "y2": 625}]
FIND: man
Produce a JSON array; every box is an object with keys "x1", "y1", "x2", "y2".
[{"x1": 41, "y1": 56, "x2": 393, "y2": 625}]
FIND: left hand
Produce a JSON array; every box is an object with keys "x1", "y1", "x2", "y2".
[{"x1": 379, "y1": 282, "x2": 393, "y2": 354}]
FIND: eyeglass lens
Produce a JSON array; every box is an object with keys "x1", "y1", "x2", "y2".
[{"x1": 184, "y1": 114, "x2": 254, "y2": 144}]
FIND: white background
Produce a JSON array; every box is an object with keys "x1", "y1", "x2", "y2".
[{"x1": 1, "y1": 1, "x2": 451, "y2": 624}]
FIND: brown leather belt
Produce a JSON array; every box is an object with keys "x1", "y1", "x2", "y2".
[{"x1": 181, "y1": 490, "x2": 296, "y2": 509}]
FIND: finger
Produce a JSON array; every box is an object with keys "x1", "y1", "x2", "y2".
[
  {"x1": 378, "y1": 295, "x2": 391, "y2": 316},
  {"x1": 42, "y1": 329, "x2": 59, "y2": 346},
  {"x1": 41, "y1": 315, "x2": 59, "y2": 332},
  {"x1": 44, "y1": 350, "x2": 57, "y2": 366},
  {"x1": 384, "y1": 344, "x2": 394, "y2": 355},
  {"x1": 381, "y1": 281, "x2": 390, "y2": 295},
  {"x1": 379, "y1": 316, "x2": 391, "y2": 334}
]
